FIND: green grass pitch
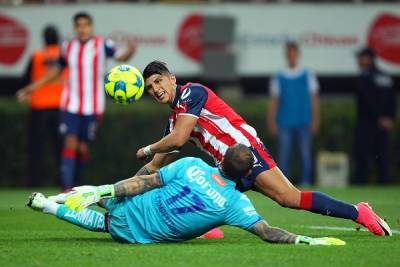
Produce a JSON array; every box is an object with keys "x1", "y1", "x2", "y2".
[{"x1": 1, "y1": 187, "x2": 399, "y2": 267}]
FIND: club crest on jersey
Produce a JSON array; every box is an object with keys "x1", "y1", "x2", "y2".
[{"x1": 181, "y1": 88, "x2": 191, "y2": 100}]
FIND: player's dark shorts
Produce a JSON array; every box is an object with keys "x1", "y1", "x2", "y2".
[
  {"x1": 59, "y1": 111, "x2": 100, "y2": 142},
  {"x1": 235, "y1": 142, "x2": 277, "y2": 192}
]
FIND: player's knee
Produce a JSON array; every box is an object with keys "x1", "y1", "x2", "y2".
[
  {"x1": 78, "y1": 142, "x2": 89, "y2": 154},
  {"x1": 64, "y1": 135, "x2": 79, "y2": 149}
]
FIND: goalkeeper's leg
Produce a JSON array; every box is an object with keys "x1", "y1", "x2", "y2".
[{"x1": 27, "y1": 192, "x2": 107, "y2": 232}]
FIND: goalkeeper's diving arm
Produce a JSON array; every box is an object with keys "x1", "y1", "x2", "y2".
[
  {"x1": 65, "y1": 173, "x2": 162, "y2": 211},
  {"x1": 100, "y1": 172, "x2": 163, "y2": 199},
  {"x1": 248, "y1": 220, "x2": 345, "y2": 246}
]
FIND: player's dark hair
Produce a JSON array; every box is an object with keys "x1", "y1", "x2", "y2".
[
  {"x1": 221, "y1": 144, "x2": 254, "y2": 181},
  {"x1": 73, "y1": 12, "x2": 93, "y2": 25},
  {"x1": 143, "y1": 61, "x2": 171, "y2": 80},
  {"x1": 286, "y1": 40, "x2": 299, "y2": 51},
  {"x1": 43, "y1": 25, "x2": 59, "y2": 45}
]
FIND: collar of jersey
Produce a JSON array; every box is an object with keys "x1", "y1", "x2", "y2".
[{"x1": 170, "y1": 85, "x2": 181, "y2": 108}]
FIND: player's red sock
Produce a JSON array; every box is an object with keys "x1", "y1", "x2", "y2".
[
  {"x1": 300, "y1": 191, "x2": 358, "y2": 220},
  {"x1": 61, "y1": 148, "x2": 77, "y2": 189},
  {"x1": 75, "y1": 151, "x2": 90, "y2": 182}
]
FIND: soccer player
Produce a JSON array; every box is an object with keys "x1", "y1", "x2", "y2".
[
  {"x1": 22, "y1": 25, "x2": 63, "y2": 187},
  {"x1": 135, "y1": 61, "x2": 391, "y2": 237},
  {"x1": 17, "y1": 12, "x2": 135, "y2": 191},
  {"x1": 27, "y1": 144, "x2": 345, "y2": 245}
]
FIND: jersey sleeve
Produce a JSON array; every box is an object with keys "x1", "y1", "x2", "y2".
[
  {"x1": 224, "y1": 193, "x2": 263, "y2": 230},
  {"x1": 177, "y1": 85, "x2": 208, "y2": 118},
  {"x1": 269, "y1": 75, "x2": 280, "y2": 97},
  {"x1": 104, "y1": 39, "x2": 116, "y2": 58},
  {"x1": 307, "y1": 70, "x2": 319, "y2": 94}
]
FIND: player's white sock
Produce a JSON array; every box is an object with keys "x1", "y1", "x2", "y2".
[{"x1": 42, "y1": 199, "x2": 61, "y2": 215}]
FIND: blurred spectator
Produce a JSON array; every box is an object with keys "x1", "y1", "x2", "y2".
[
  {"x1": 22, "y1": 25, "x2": 63, "y2": 187},
  {"x1": 354, "y1": 47, "x2": 396, "y2": 184},
  {"x1": 17, "y1": 12, "x2": 135, "y2": 191},
  {"x1": 267, "y1": 41, "x2": 320, "y2": 185}
]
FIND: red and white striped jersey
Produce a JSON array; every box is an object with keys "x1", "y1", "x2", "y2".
[
  {"x1": 60, "y1": 36, "x2": 114, "y2": 115},
  {"x1": 166, "y1": 83, "x2": 276, "y2": 168}
]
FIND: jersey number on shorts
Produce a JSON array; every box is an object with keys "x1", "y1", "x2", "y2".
[{"x1": 166, "y1": 186, "x2": 206, "y2": 214}]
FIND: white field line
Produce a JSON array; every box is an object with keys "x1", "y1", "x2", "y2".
[{"x1": 296, "y1": 225, "x2": 400, "y2": 235}]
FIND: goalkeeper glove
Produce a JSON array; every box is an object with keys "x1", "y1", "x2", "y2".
[
  {"x1": 65, "y1": 185, "x2": 114, "y2": 212},
  {"x1": 296, "y1": 236, "x2": 346, "y2": 246}
]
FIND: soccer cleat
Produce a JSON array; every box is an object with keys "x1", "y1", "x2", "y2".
[
  {"x1": 355, "y1": 202, "x2": 392, "y2": 236},
  {"x1": 26, "y1": 192, "x2": 46, "y2": 211},
  {"x1": 200, "y1": 228, "x2": 224, "y2": 239}
]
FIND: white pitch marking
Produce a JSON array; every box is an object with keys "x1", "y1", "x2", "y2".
[{"x1": 296, "y1": 225, "x2": 400, "y2": 235}]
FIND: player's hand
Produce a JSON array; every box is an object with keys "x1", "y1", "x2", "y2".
[
  {"x1": 126, "y1": 39, "x2": 136, "y2": 55},
  {"x1": 296, "y1": 236, "x2": 346, "y2": 246},
  {"x1": 65, "y1": 185, "x2": 114, "y2": 212},
  {"x1": 136, "y1": 147, "x2": 147, "y2": 161},
  {"x1": 310, "y1": 120, "x2": 320, "y2": 135},
  {"x1": 378, "y1": 117, "x2": 393, "y2": 131},
  {"x1": 136, "y1": 147, "x2": 153, "y2": 162},
  {"x1": 16, "y1": 84, "x2": 35, "y2": 102}
]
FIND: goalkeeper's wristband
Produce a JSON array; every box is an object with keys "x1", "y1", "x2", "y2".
[
  {"x1": 143, "y1": 145, "x2": 153, "y2": 156},
  {"x1": 97, "y1": 184, "x2": 115, "y2": 198}
]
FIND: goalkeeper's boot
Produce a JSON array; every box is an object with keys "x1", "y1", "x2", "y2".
[
  {"x1": 26, "y1": 192, "x2": 46, "y2": 211},
  {"x1": 200, "y1": 228, "x2": 224, "y2": 239},
  {"x1": 355, "y1": 202, "x2": 392, "y2": 236}
]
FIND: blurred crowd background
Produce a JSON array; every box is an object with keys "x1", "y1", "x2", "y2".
[{"x1": 0, "y1": 0, "x2": 399, "y2": 189}]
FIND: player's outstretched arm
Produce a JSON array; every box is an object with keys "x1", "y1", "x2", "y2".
[
  {"x1": 16, "y1": 66, "x2": 62, "y2": 102},
  {"x1": 65, "y1": 173, "x2": 162, "y2": 212},
  {"x1": 248, "y1": 220, "x2": 345, "y2": 246},
  {"x1": 114, "y1": 39, "x2": 136, "y2": 61},
  {"x1": 137, "y1": 115, "x2": 197, "y2": 161},
  {"x1": 113, "y1": 172, "x2": 162, "y2": 197},
  {"x1": 249, "y1": 220, "x2": 298, "y2": 244}
]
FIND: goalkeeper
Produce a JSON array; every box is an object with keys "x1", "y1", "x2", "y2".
[{"x1": 27, "y1": 144, "x2": 344, "y2": 245}]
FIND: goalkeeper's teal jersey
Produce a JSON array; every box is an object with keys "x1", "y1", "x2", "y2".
[{"x1": 109, "y1": 157, "x2": 262, "y2": 244}]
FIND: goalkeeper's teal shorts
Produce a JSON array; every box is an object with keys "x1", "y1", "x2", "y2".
[{"x1": 104, "y1": 198, "x2": 136, "y2": 244}]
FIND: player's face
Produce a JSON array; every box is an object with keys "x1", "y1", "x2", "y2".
[
  {"x1": 145, "y1": 74, "x2": 177, "y2": 104},
  {"x1": 286, "y1": 47, "x2": 299, "y2": 68},
  {"x1": 74, "y1": 18, "x2": 93, "y2": 43},
  {"x1": 358, "y1": 55, "x2": 373, "y2": 70}
]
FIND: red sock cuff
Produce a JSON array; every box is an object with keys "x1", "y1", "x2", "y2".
[
  {"x1": 62, "y1": 148, "x2": 77, "y2": 159},
  {"x1": 300, "y1": 191, "x2": 313, "y2": 210}
]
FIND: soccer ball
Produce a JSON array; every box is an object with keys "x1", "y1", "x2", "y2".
[{"x1": 104, "y1": 65, "x2": 144, "y2": 104}]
